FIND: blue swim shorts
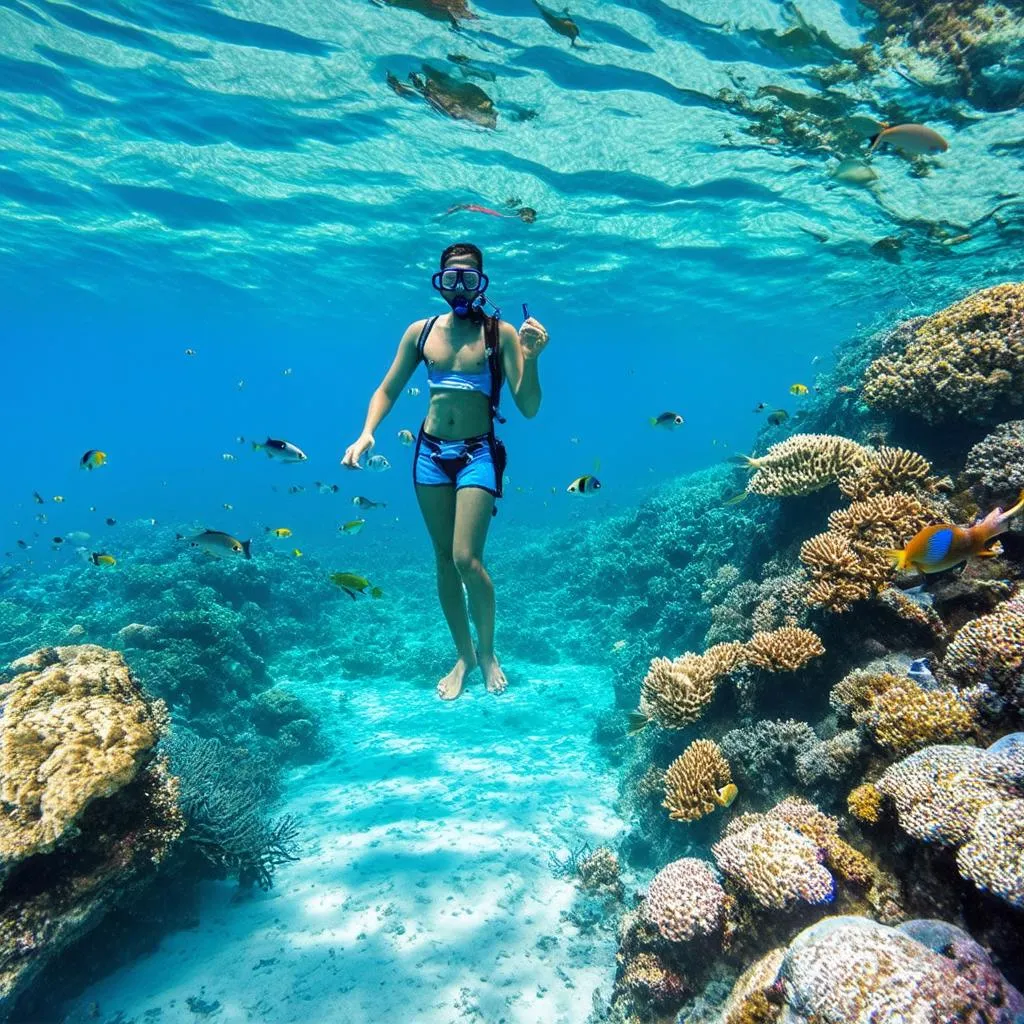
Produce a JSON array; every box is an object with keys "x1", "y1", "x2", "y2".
[{"x1": 412, "y1": 427, "x2": 506, "y2": 498}]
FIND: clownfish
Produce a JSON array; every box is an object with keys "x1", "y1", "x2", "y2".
[{"x1": 887, "y1": 491, "x2": 1024, "y2": 574}]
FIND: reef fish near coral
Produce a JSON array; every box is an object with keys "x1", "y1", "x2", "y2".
[
  {"x1": 887, "y1": 490, "x2": 1024, "y2": 573},
  {"x1": 868, "y1": 122, "x2": 949, "y2": 156}
]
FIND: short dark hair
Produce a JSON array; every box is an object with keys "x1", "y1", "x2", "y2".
[{"x1": 440, "y1": 242, "x2": 483, "y2": 271}]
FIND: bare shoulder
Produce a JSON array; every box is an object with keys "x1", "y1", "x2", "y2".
[{"x1": 496, "y1": 319, "x2": 519, "y2": 348}]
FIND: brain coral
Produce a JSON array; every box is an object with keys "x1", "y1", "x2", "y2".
[
  {"x1": 641, "y1": 857, "x2": 726, "y2": 942},
  {"x1": 712, "y1": 816, "x2": 835, "y2": 909},
  {"x1": 777, "y1": 915, "x2": 1024, "y2": 1022},
  {"x1": 863, "y1": 282, "x2": 1024, "y2": 424},
  {"x1": 0, "y1": 645, "x2": 169, "y2": 872},
  {"x1": 963, "y1": 419, "x2": 1024, "y2": 504},
  {"x1": 739, "y1": 433, "x2": 870, "y2": 497},
  {"x1": 663, "y1": 739, "x2": 735, "y2": 823}
]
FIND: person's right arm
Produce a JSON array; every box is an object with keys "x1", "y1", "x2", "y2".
[{"x1": 341, "y1": 321, "x2": 424, "y2": 468}]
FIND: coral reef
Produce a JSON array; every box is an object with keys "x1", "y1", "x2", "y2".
[
  {"x1": 578, "y1": 847, "x2": 624, "y2": 898},
  {"x1": 963, "y1": 419, "x2": 1024, "y2": 505},
  {"x1": 737, "y1": 433, "x2": 870, "y2": 498},
  {"x1": 712, "y1": 814, "x2": 835, "y2": 910},
  {"x1": 0, "y1": 646, "x2": 184, "y2": 1016},
  {"x1": 848, "y1": 781, "x2": 884, "y2": 823},
  {"x1": 663, "y1": 740, "x2": 734, "y2": 823},
  {"x1": 777, "y1": 916, "x2": 1024, "y2": 1020},
  {"x1": 640, "y1": 858, "x2": 726, "y2": 943},
  {"x1": 863, "y1": 283, "x2": 1024, "y2": 424},
  {"x1": 838, "y1": 445, "x2": 938, "y2": 500},
  {"x1": 743, "y1": 627, "x2": 824, "y2": 672}
]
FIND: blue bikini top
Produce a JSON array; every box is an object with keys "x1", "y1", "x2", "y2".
[{"x1": 416, "y1": 315, "x2": 494, "y2": 398}]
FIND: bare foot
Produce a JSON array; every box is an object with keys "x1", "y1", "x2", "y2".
[
  {"x1": 479, "y1": 654, "x2": 507, "y2": 695},
  {"x1": 437, "y1": 654, "x2": 476, "y2": 701}
]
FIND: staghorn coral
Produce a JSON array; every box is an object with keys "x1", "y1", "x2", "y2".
[
  {"x1": 0, "y1": 645, "x2": 168, "y2": 871},
  {"x1": 957, "y1": 798, "x2": 1024, "y2": 909},
  {"x1": 863, "y1": 283, "x2": 1024, "y2": 424},
  {"x1": 663, "y1": 740, "x2": 735, "y2": 823},
  {"x1": 738, "y1": 433, "x2": 871, "y2": 497},
  {"x1": 963, "y1": 419, "x2": 1024, "y2": 505},
  {"x1": 640, "y1": 857, "x2": 726, "y2": 943},
  {"x1": 712, "y1": 815, "x2": 835, "y2": 910},
  {"x1": 743, "y1": 626, "x2": 824, "y2": 672},
  {"x1": 826, "y1": 491, "x2": 939, "y2": 548},
  {"x1": 848, "y1": 781, "x2": 884, "y2": 823},
  {"x1": 777, "y1": 916, "x2": 1024, "y2": 1021},
  {"x1": 838, "y1": 445, "x2": 937, "y2": 500},
  {"x1": 942, "y1": 596, "x2": 1024, "y2": 709}
]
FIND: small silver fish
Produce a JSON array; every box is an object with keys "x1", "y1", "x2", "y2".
[
  {"x1": 253, "y1": 437, "x2": 307, "y2": 462},
  {"x1": 366, "y1": 455, "x2": 391, "y2": 472},
  {"x1": 188, "y1": 529, "x2": 252, "y2": 559},
  {"x1": 406, "y1": 386, "x2": 421, "y2": 397}
]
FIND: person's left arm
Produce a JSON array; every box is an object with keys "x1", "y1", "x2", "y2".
[{"x1": 501, "y1": 317, "x2": 548, "y2": 419}]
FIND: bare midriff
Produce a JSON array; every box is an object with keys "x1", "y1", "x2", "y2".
[{"x1": 422, "y1": 390, "x2": 492, "y2": 440}]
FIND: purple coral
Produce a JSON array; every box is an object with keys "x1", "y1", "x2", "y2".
[{"x1": 640, "y1": 857, "x2": 726, "y2": 943}]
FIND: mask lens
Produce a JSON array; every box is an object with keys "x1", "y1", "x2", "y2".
[
  {"x1": 460, "y1": 270, "x2": 480, "y2": 290},
  {"x1": 440, "y1": 269, "x2": 460, "y2": 289},
  {"x1": 439, "y1": 268, "x2": 481, "y2": 291}
]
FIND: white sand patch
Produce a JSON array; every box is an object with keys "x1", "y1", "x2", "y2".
[{"x1": 62, "y1": 661, "x2": 622, "y2": 1024}]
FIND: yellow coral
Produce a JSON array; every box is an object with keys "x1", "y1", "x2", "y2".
[
  {"x1": 830, "y1": 670, "x2": 903, "y2": 716},
  {"x1": 740, "y1": 434, "x2": 871, "y2": 497},
  {"x1": 867, "y1": 679, "x2": 977, "y2": 752},
  {"x1": 639, "y1": 643, "x2": 745, "y2": 729},
  {"x1": 848, "y1": 782, "x2": 883, "y2": 824},
  {"x1": 770, "y1": 797, "x2": 874, "y2": 885},
  {"x1": 838, "y1": 446, "x2": 935, "y2": 500},
  {"x1": 0, "y1": 645, "x2": 169, "y2": 866},
  {"x1": 744, "y1": 627, "x2": 824, "y2": 672},
  {"x1": 663, "y1": 740, "x2": 734, "y2": 823},
  {"x1": 863, "y1": 283, "x2": 1024, "y2": 424}
]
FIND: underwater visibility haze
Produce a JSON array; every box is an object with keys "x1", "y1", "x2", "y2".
[{"x1": 2, "y1": 0, "x2": 1024, "y2": 1021}]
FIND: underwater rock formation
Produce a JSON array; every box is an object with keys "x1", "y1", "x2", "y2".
[
  {"x1": 0, "y1": 646, "x2": 184, "y2": 1015},
  {"x1": 863, "y1": 282, "x2": 1024, "y2": 424}
]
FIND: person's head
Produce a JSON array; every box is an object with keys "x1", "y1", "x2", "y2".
[{"x1": 433, "y1": 242, "x2": 488, "y2": 318}]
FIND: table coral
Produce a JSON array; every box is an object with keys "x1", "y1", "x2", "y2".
[
  {"x1": 663, "y1": 739, "x2": 735, "y2": 823},
  {"x1": 737, "y1": 433, "x2": 871, "y2": 497},
  {"x1": 863, "y1": 282, "x2": 1024, "y2": 424},
  {"x1": 0, "y1": 645, "x2": 168, "y2": 871},
  {"x1": 641, "y1": 857, "x2": 726, "y2": 943},
  {"x1": 777, "y1": 915, "x2": 1024, "y2": 1022},
  {"x1": 712, "y1": 815, "x2": 835, "y2": 909}
]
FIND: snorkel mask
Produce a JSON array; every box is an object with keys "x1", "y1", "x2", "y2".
[{"x1": 432, "y1": 266, "x2": 490, "y2": 318}]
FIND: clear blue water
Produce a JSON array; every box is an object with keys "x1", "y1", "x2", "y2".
[{"x1": 2, "y1": 0, "x2": 1023, "y2": 1020}]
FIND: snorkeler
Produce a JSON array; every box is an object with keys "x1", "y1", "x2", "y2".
[
  {"x1": 341, "y1": 242, "x2": 549, "y2": 700},
  {"x1": 443, "y1": 203, "x2": 537, "y2": 223}
]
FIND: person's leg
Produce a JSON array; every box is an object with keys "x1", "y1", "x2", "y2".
[
  {"x1": 453, "y1": 487, "x2": 506, "y2": 694},
  {"x1": 415, "y1": 484, "x2": 477, "y2": 700}
]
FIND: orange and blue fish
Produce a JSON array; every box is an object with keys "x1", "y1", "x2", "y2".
[{"x1": 887, "y1": 491, "x2": 1024, "y2": 573}]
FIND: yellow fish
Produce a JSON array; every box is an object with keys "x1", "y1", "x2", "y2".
[
  {"x1": 789, "y1": 383, "x2": 809, "y2": 396},
  {"x1": 90, "y1": 552, "x2": 116, "y2": 567},
  {"x1": 292, "y1": 548, "x2": 303, "y2": 557},
  {"x1": 80, "y1": 449, "x2": 107, "y2": 471},
  {"x1": 715, "y1": 783, "x2": 738, "y2": 807},
  {"x1": 267, "y1": 527, "x2": 292, "y2": 538},
  {"x1": 340, "y1": 519, "x2": 366, "y2": 535}
]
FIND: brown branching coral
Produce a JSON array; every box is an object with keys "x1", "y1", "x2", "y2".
[
  {"x1": 838, "y1": 446, "x2": 937, "y2": 500},
  {"x1": 802, "y1": 492, "x2": 939, "y2": 613},
  {"x1": 863, "y1": 283, "x2": 1024, "y2": 424},
  {"x1": 0, "y1": 645, "x2": 168, "y2": 868},
  {"x1": 744, "y1": 627, "x2": 824, "y2": 672},
  {"x1": 738, "y1": 433, "x2": 871, "y2": 497},
  {"x1": 663, "y1": 740, "x2": 735, "y2": 823}
]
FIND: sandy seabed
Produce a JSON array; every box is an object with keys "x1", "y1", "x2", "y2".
[{"x1": 61, "y1": 661, "x2": 623, "y2": 1024}]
